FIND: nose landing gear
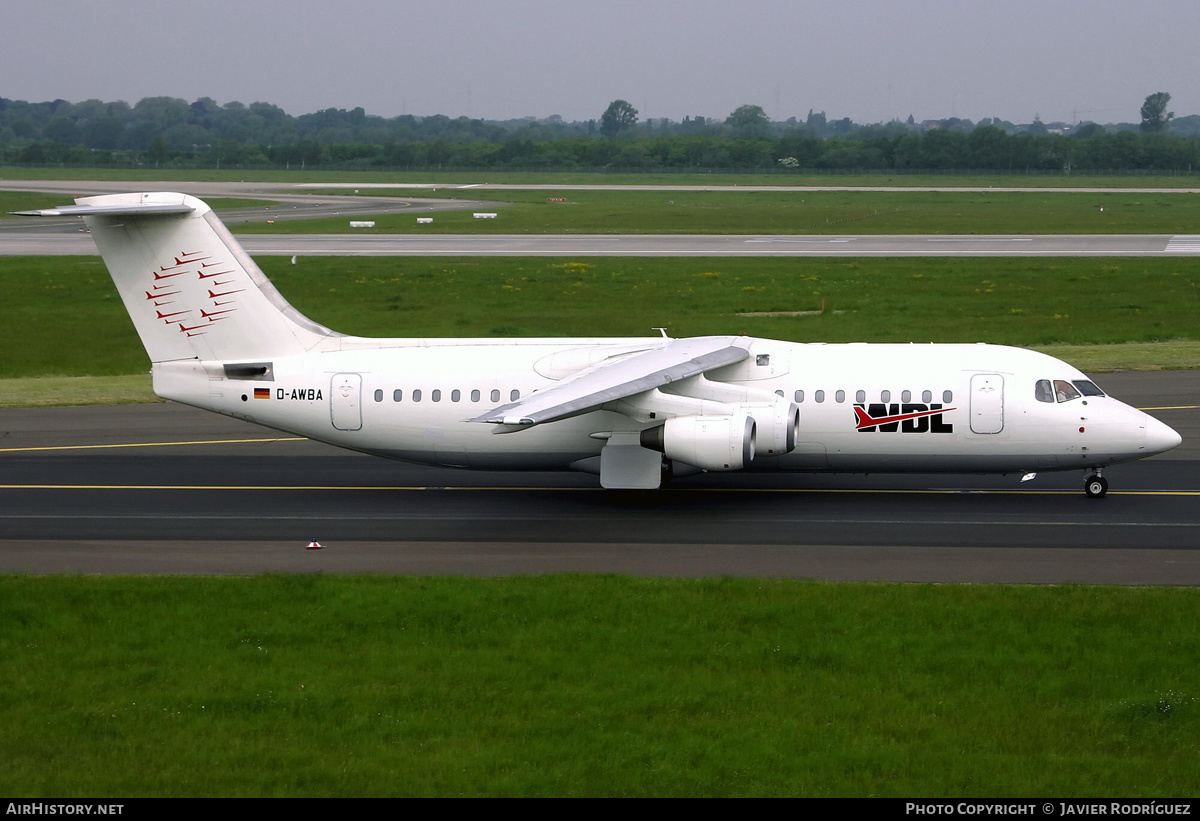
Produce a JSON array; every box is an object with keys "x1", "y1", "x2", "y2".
[{"x1": 1084, "y1": 471, "x2": 1108, "y2": 498}]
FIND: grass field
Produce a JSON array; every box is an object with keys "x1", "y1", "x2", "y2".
[
  {"x1": 240, "y1": 188, "x2": 1200, "y2": 235},
  {"x1": 1, "y1": 575, "x2": 1198, "y2": 797},
  {"x1": 1, "y1": 255, "x2": 1195, "y2": 394}
]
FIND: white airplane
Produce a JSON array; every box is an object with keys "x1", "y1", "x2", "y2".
[{"x1": 17, "y1": 192, "x2": 1181, "y2": 497}]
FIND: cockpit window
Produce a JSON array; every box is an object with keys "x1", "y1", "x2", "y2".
[
  {"x1": 1072, "y1": 380, "x2": 1105, "y2": 397},
  {"x1": 1035, "y1": 379, "x2": 1054, "y2": 403},
  {"x1": 1054, "y1": 380, "x2": 1082, "y2": 403}
]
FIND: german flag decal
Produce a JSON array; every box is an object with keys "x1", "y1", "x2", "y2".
[{"x1": 254, "y1": 388, "x2": 270, "y2": 399}]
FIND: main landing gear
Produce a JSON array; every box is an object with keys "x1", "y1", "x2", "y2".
[{"x1": 1084, "y1": 471, "x2": 1108, "y2": 499}]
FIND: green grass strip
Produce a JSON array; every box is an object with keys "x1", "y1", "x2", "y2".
[
  {"x1": 0, "y1": 374, "x2": 155, "y2": 408},
  {"x1": 237, "y1": 188, "x2": 1200, "y2": 235},
  {"x1": 2, "y1": 256, "x2": 1196, "y2": 387},
  {"x1": 0, "y1": 575, "x2": 1198, "y2": 797}
]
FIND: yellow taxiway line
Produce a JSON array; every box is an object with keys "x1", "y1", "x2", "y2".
[
  {"x1": 0, "y1": 437, "x2": 305, "y2": 453},
  {"x1": 0, "y1": 484, "x2": 1195, "y2": 496}
]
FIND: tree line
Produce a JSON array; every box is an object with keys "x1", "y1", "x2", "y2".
[{"x1": 2, "y1": 95, "x2": 1199, "y2": 173}]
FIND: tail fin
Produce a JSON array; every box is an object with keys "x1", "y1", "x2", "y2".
[{"x1": 21, "y1": 192, "x2": 338, "y2": 363}]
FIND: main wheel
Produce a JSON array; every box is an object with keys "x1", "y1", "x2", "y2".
[{"x1": 1084, "y1": 474, "x2": 1108, "y2": 498}]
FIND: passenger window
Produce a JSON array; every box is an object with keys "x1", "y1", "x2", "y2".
[
  {"x1": 510, "y1": 389, "x2": 520, "y2": 401},
  {"x1": 922, "y1": 390, "x2": 932, "y2": 403},
  {"x1": 856, "y1": 390, "x2": 865, "y2": 403},
  {"x1": 471, "y1": 389, "x2": 480, "y2": 402},
  {"x1": 393, "y1": 389, "x2": 403, "y2": 402},
  {"x1": 413, "y1": 389, "x2": 422, "y2": 402},
  {"x1": 795, "y1": 390, "x2": 804, "y2": 403},
  {"x1": 373, "y1": 389, "x2": 383, "y2": 402},
  {"x1": 1035, "y1": 380, "x2": 1054, "y2": 403},
  {"x1": 815, "y1": 390, "x2": 825, "y2": 403},
  {"x1": 901, "y1": 390, "x2": 911, "y2": 403},
  {"x1": 775, "y1": 390, "x2": 784, "y2": 398},
  {"x1": 432, "y1": 390, "x2": 442, "y2": 402},
  {"x1": 451, "y1": 389, "x2": 461, "y2": 402},
  {"x1": 1073, "y1": 380, "x2": 1105, "y2": 397},
  {"x1": 943, "y1": 390, "x2": 953, "y2": 403},
  {"x1": 1054, "y1": 380, "x2": 1081, "y2": 403},
  {"x1": 835, "y1": 390, "x2": 845, "y2": 403},
  {"x1": 881, "y1": 390, "x2": 891, "y2": 403},
  {"x1": 491, "y1": 389, "x2": 501, "y2": 403}
]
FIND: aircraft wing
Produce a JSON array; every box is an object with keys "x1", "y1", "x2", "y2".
[{"x1": 471, "y1": 335, "x2": 751, "y2": 426}]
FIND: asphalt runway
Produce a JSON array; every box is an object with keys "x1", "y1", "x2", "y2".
[
  {"x1": 4, "y1": 231, "x2": 1198, "y2": 257},
  {"x1": 0, "y1": 371, "x2": 1195, "y2": 583}
]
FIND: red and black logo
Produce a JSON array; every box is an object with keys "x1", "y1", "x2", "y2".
[{"x1": 854, "y1": 404, "x2": 955, "y2": 433}]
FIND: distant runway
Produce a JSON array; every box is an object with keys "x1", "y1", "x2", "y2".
[
  {"x1": 7, "y1": 179, "x2": 1200, "y2": 197},
  {"x1": 4, "y1": 232, "x2": 1199, "y2": 257}
]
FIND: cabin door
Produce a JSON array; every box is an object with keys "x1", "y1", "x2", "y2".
[
  {"x1": 970, "y1": 373, "x2": 1004, "y2": 434},
  {"x1": 330, "y1": 373, "x2": 362, "y2": 431}
]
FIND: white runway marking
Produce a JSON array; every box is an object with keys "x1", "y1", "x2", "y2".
[{"x1": 1165, "y1": 235, "x2": 1200, "y2": 252}]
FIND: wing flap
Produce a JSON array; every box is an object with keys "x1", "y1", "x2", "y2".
[{"x1": 472, "y1": 336, "x2": 751, "y2": 426}]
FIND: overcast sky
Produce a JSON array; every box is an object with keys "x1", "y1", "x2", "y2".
[{"x1": 4, "y1": 0, "x2": 1198, "y2": 126}]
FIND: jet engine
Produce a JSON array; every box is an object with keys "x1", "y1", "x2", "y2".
[
  {"x1": 753, "y1": 397, "x2": 799, "y2": 456},
  {"x1": 640, "y1": 410, "x2": 756, "y2": 471}
]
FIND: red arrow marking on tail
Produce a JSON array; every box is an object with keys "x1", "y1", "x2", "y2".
[
  {"x1": 198, "y1": 269, "x2": 234, "y2": 279},
  {"x1": 208, "y1": 289, "x2": 244, "y2": 298}
]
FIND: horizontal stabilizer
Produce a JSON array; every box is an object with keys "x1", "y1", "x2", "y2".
[{"x1": 13, "y1": 202, "x2": 195, "y2": 217}]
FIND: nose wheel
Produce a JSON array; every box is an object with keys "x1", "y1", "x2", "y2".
[{"x1": 1084, "y1": 473, "x2": 1108, "y2": 498}]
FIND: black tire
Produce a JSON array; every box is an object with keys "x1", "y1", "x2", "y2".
[{"x1": 1084, "y1": 475, "x2": 1108, "y2": 498}]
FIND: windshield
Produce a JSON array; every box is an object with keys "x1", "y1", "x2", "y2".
[
  {"x1": 1072, "y1": 379, "x2": 1105, "y2": 397},
  {"x1": 1054, "y1": 380, "x2": 1082, "y2": 403}
]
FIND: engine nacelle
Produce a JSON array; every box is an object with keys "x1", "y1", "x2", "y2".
[
  {"x1": 641, "y1": 411, "x2": 756, "y2": 471},
  {"x1": 750, "y1": 398, "x2": 799, "y2": 456}
]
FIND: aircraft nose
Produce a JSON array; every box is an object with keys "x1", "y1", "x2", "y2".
[{"x1": 1144, "y1": 415, "x2": 1183, "y2": 456}]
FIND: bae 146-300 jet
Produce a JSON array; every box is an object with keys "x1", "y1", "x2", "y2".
[{"x1": 17, "y1": 192, "x2": 1181, "y2": 496}]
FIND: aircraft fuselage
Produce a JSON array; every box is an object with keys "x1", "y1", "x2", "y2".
[{"x1": 152, "y1": 337, "x2": 1178, "y2": 477}]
